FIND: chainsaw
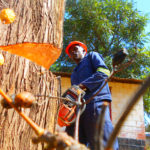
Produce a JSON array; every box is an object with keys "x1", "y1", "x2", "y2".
[{"x1": 57, "y1": 85, "x2": 86, "y2": 127}]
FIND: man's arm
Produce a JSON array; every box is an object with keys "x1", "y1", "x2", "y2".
[{"x1": 79, "y1": 52, "x2": 110, "y2": 92}]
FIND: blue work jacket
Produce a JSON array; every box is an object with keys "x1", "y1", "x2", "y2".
[{"x1": 71, "y1": 51, "x2": 112, "y2": 103}]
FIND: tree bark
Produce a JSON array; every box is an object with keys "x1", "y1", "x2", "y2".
[
  {"x1": 0, "y1": 50, "x2": 60, "y2": 150},
  {"x1": 0, "y1": 0, "x2": 65, "y2": 149},
  {"x1": 0, "y1": 0, "x2": 66, "y2": 69}
]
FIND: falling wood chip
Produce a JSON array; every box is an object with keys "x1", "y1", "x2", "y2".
[{"x1": 0, "y1": 43, "x2": 61, "y2": 69}]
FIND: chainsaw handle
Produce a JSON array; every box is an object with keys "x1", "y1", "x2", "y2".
[{"x1": 64, "y1": 99, "x2": 86, "y2": 125}]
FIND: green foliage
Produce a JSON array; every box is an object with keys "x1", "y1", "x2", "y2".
[
  {"x1": 50, "y1": 0, "x2": 150, "y2": 111},
  {"x1": 144, "y1": 87, "x2": 150, "y2": 113},
  {"x1": 51, "y1": 0, "x2": 150, "y2": 74},
  {"x1": 146, "y1": 124, "x2": 150, "y2": 131}
]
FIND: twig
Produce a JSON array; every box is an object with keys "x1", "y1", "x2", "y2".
[
  {"x1": 105, "y1": 75, "x2": 150, "y2": 149},
  {"x1": 95, "y1": 103, "x2": 108, "y2": 150},
  {"x1": 74, "y1": 93, "x2": 82, "y2": 141},
  {"x1": 35, "y1": 94, "x2": 82, "y2": 106}
]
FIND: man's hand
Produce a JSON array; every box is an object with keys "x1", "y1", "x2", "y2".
[
  {"x1": 78, "y1": 84, "x2": 87, "y2": 91},
  {"x1": 62, "y1": 85, "x2": 86, "y2": 103}
]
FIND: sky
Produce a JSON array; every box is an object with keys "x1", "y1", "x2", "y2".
[
  {"x1": 134, "y1": 0, "x2": 150, "y2": 16},
  {"x1": 133, "y1": 0, "x2": 150, "y2": 47},
  {"x1": 134, "y1": 0, "x2": 150, "y2": 27}
]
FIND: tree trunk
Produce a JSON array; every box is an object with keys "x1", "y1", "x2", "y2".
[
  {"x1": 0, "y1": 0, "x2": 65, "y2": 149},
  {"x1": 0, "y1": 0, "x2": 65, "y2": 69},
  {"x1": 0, "y1": 51, "x2": 61, "y2": 150}
]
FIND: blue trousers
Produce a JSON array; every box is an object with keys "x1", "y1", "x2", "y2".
[{"x1": 66, "y1": 101, "x2": 119, "y2": 150}]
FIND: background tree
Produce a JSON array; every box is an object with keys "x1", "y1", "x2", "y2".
[
  {"x1": 50, "y1": 0, "x2": 150, "y2": 113},
  {"x1": 51, "y1": 0, "x2": 150, "y2": 77}
]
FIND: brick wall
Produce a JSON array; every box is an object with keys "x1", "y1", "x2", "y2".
[
  {"x1": 146, "y1": 133, "x2": 150, "y2": 148},
  {"x1": 109, "y1": 82, "x2": 145, "y2": 140},
  {"x1": 61, "y1": 77, "x2": 71, "y2": 93},
  {"x1": 118, "y1": 138, "x2": 145, "y2": 150}
]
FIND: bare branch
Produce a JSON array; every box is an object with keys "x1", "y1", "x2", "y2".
[{"x1": 95, "y1": 104, "x2": 108, "y2": 150}]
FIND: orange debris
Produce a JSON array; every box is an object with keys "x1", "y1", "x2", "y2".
[
  {"x1": 0, "y1": 8, "x2": 16, "y2": 24},
  {"x1": 0, "y1": 43, "x2": 61, "y2": 69},
  {"x1": 0, "y1": 53, "x2": 4, "y2": 65}
]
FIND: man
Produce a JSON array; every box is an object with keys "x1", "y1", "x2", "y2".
[{"x1": 65, "y1": 41, "x2": 119, "y2": 150}]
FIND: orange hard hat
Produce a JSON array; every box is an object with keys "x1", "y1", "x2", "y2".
[{"x1": 65, "y1": 41, "x2": 87, "y2": 57}]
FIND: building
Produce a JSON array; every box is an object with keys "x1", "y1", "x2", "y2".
[
  {"x1": 146, "y1": 132, "x2": 150, "y2": 149},
  {"x1": 54, "y1": 72, "x2": 146, "y2": 150}
]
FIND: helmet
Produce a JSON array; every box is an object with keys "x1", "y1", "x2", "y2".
[{"x1": 65, "y1": 41, "x2": 87, "y2": 57}]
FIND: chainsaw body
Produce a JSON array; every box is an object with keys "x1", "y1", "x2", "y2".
[{"x1": 57, "y1": 85, "x2": 86, "y2": 127}]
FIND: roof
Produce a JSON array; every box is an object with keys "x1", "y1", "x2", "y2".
[
  {"x1": 53, "y1": 72, "x2": 143, "y2": 84},
  {"x1": 110, "y1": 76, "x2": 143, "y2": 84}
]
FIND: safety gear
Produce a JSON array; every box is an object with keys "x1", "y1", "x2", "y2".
[
  {"x1": 57, "y1": 85, "x2": 86, "y2": 127},
  {"x1": 97, "y1": 67, "x2": 110, "y2": 76},
  {"x1": 65, "y1": 41, "x2": 87, "y2": 57}
]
